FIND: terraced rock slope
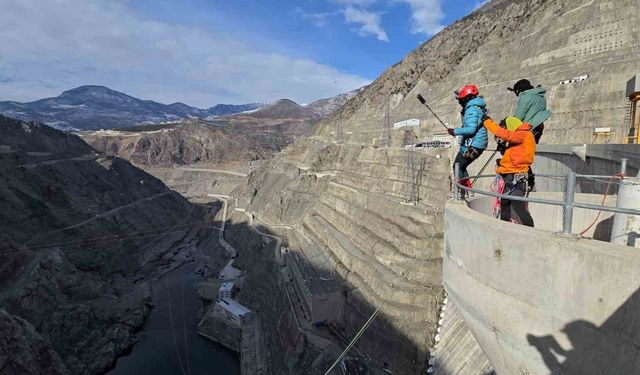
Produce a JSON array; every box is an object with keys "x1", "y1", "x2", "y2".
[{"x1": 233, "y1": 0, "x2": 640, "y2": 373}]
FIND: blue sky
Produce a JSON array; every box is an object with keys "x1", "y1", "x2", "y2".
[{"x1": 0, "y1": 0, "x2": 486, "y2": 107}]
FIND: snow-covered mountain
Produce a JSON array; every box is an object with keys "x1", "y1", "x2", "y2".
[
  {"x1": 0, "y1": 86, "x2": 262, "y2": 130},
  {"x1": 250, "y1": 99, "x2": 320, "y2": 120},
  {"x1": 304, "y1": 87, "x2": 366, "y2": 117}
]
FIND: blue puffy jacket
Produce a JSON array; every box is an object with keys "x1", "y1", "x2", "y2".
[{"x1": 453, "y1": 97, "x2": 489, "y2": 152}]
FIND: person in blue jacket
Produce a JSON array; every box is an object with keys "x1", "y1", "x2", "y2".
[{"x1": 447, "y1": 84, "x2": 489, "y2": 189}]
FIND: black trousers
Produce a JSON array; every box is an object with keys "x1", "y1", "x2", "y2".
[
  {"x1": 532, "y1": 123, "x2": 544, "y2": 144},
  {"x1": 500, "y1": 174, "x2": 534, "y2": 227},
  {"x1": 528, "y1": 123, "x2": 544, "y2": 187},
  {"x1": 453, "y1": 148, "x2": 483, "y2": 179}
]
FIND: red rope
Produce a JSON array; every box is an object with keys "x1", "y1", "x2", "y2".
[{"x1": 578, "y1": 173, "x2": 625, "y2": 236}]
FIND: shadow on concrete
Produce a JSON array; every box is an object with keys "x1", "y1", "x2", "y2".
[
  {"x1": 217, "y1": 212, "x2": 435, "y2": 375},
  {"x1": 592, "y1": 215, "x2": 615, "y2": 242},
  {"x1": 538, "y1": 153, "x2": 639, "y2": 195},
  {"x1": 527, "y1": 288, "x2": 640, "y2": 375}
]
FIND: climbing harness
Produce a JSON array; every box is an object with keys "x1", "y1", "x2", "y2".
[
  {"x1": 490, "y1": 175, "x2": 504, "y2": 219},
  {"x1": 491, "y1": 173, "x2": 530, "y2": 223}
]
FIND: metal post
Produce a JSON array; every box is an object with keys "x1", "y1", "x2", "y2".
[
  {"x1": 471, "y1": 150, "x2": 498, "y2": 186},
  {"x1": 453, "y1": 163, "x2": 461, "y2": 201},
  {"x1": 620, "y1": 158, "x2": 628, "y2": 176},
  {"x1": 562, "y1": 171, "x2": 577, "y2": 235}
]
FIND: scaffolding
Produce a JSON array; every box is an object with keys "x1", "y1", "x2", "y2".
[
  {"x1": 625, "y1": 75, "x2": 640, "y2": 144},
  {"x1": 625, "y1": 93, "x2": 639, "y2": 144},
  {"x1": 402, "y1": 151, "x2": 427, "y2": 204}
]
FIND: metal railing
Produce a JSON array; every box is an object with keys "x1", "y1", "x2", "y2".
[{"x1": 453, "y1": 158, "x2": 640, "y2": 235}]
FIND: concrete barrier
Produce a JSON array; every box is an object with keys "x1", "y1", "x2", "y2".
[
  {"x1": 467, "y1": 192, "x2": 618, "y2": 240},
  {"x1": 444, "y1": 201, "x2": 640, "y2": 375},
  {"x1": 611, "y1": 178, "x2": 640, "y2": 247}
]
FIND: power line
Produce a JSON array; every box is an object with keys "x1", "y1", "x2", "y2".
[
  {"x1": 323, "y1": 211, "x2": 442, "y2": 374},
  {"x1": 0, "y1": 218, "x2": 256, "y2": 256},
  {"x1": 180, "y1": 270, "x2": 192, "y2": 375},
  {"x1": 165, "y1": 274, "x2": 188, "y2": 375}
]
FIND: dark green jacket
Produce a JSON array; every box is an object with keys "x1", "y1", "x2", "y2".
[{"x1": 515, "y1": 88, "x2": 552, "y2": 128}]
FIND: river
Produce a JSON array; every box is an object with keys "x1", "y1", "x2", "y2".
[{"x1": 109, "y1": 264, "x2": 240, "y2": 375}]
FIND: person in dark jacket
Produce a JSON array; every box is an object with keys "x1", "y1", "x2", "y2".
[
  {"x1": 508, "y1": 79, "x2": 552, "y2": 144},
  {"x1": 447, "y1": 84, "x2": 489, "y2": 190},
  {"x1": 508, "y1": 79, "x2": 552, "y2": 191}
]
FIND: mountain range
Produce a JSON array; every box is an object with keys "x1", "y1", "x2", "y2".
[
  {"x1": 0, "y1": 86, "x2": 262, "y2": 130},
  {"x1": 0, "y1": 85, "x2": 363, "y2": 131},
  {"x1": 82, "y1": 98, "x2": 323, "y2": 167}
]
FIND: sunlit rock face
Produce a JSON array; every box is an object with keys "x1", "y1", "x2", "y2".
[{"x1": 240, "y1": 0, "x2": 640, "y2": 373}]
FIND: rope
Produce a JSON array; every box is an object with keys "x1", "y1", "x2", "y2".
[
  {"x1": 165, "y1": 274, "x2": 188, "y2": 375},
  {"x1": 578, "y1": 173, "x2": 624, "y2": 236},
  {"x1": 180, "y1": 272, "x2": 192, "y2": 375},
  {"x1": 1, "y1": 221, "x2": 205, "y2": 254},
  {"x1": 1, "y1": 201, "x2": 223, "y2": 255},
  {"x1": 323, "y1": 217, "x2": 441, "y2": 374},
  {"x1": 0, "y1": 218, "x2": 255, "y2": 256}
]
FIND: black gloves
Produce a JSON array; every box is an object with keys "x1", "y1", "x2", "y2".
[
  {"x1": 482, "y1": 113, "x2": 491, "y2": 123},
  {"x1": 447, "y1": 128, "x2": 455, "y2": 136}
]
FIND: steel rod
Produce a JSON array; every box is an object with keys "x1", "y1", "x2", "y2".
[
  {"x1": 562, "y1": 172, "x2": 577, "y2": 234},
  {"x1": 454, "y1": 162, "x2": 461, "y2": 201}
]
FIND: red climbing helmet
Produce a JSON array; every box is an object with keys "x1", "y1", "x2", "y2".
[{"x1": 455, "y1": 84, "x2": 479, "y2": 100}]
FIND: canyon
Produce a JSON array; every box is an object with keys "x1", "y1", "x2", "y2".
[{"x1": 2, "y1": 0, "x2": 639, "y2": 374}]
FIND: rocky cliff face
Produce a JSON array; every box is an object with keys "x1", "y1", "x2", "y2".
[
  {"x1": 243, "y1": 141, "x2": 449, "y2": 374},
  {"x1": 81, "y1": 121, "x2": 275, "y2": 167},
  {"x1": 320, "y1": 0, "x2": 638, "y2": 145},
  {"x1": 0, "y1": 116, "x2": 221, "y2": 374},
  {"x1": 82, "y1": 100, "x2": 324, "y2": 168},
  {"x1": 305, "y1": 87, "x2": 365, "y2": 118},
  {"x1": 236, "y1": 0, "x2": 640, "y2": 373}
]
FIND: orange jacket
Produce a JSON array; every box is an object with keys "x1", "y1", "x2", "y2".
[{"x1": 483, "y1": 118, "x2": 536, "y2": 174}]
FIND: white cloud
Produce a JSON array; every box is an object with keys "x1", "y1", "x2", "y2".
[
  {"x1": 396, "y1": 0, "x2": 445, "y2": 36},
  {"x1": 0, "y1": 0, "x2": 370, "y2": 107},
  {"x1": 293, "y1": 7, "x2": 336, "y2": 27},
  {"x1": 343, "y1": 6, "x2": 389, "y2": 42}
]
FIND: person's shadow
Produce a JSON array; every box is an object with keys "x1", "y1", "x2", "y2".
[
  {"x1": 527, "y1": 289, "x2": 640, "y2": 374},
  {"x1": 527, "y1": 321, "x2": 604, "y2": 374}
]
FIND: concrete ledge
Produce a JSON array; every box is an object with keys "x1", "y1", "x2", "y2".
[
  {"x1": 536, "y1": 144, "x2": 640, "y2": 170},
  {"x1": 444, "y1": 201, "x2": 640, "y2": 375}
]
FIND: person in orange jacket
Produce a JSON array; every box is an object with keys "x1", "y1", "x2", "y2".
[{"x1": 482, "y1": 116, "x2": 535, "y2": 227}]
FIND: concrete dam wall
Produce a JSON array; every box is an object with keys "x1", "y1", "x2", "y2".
[
  {"x1": 245, "y1": 143, "x2": 451, "y2": 373},
  {"x1": 444, "y1": 199, "x2": 640, "y2": 375}
]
